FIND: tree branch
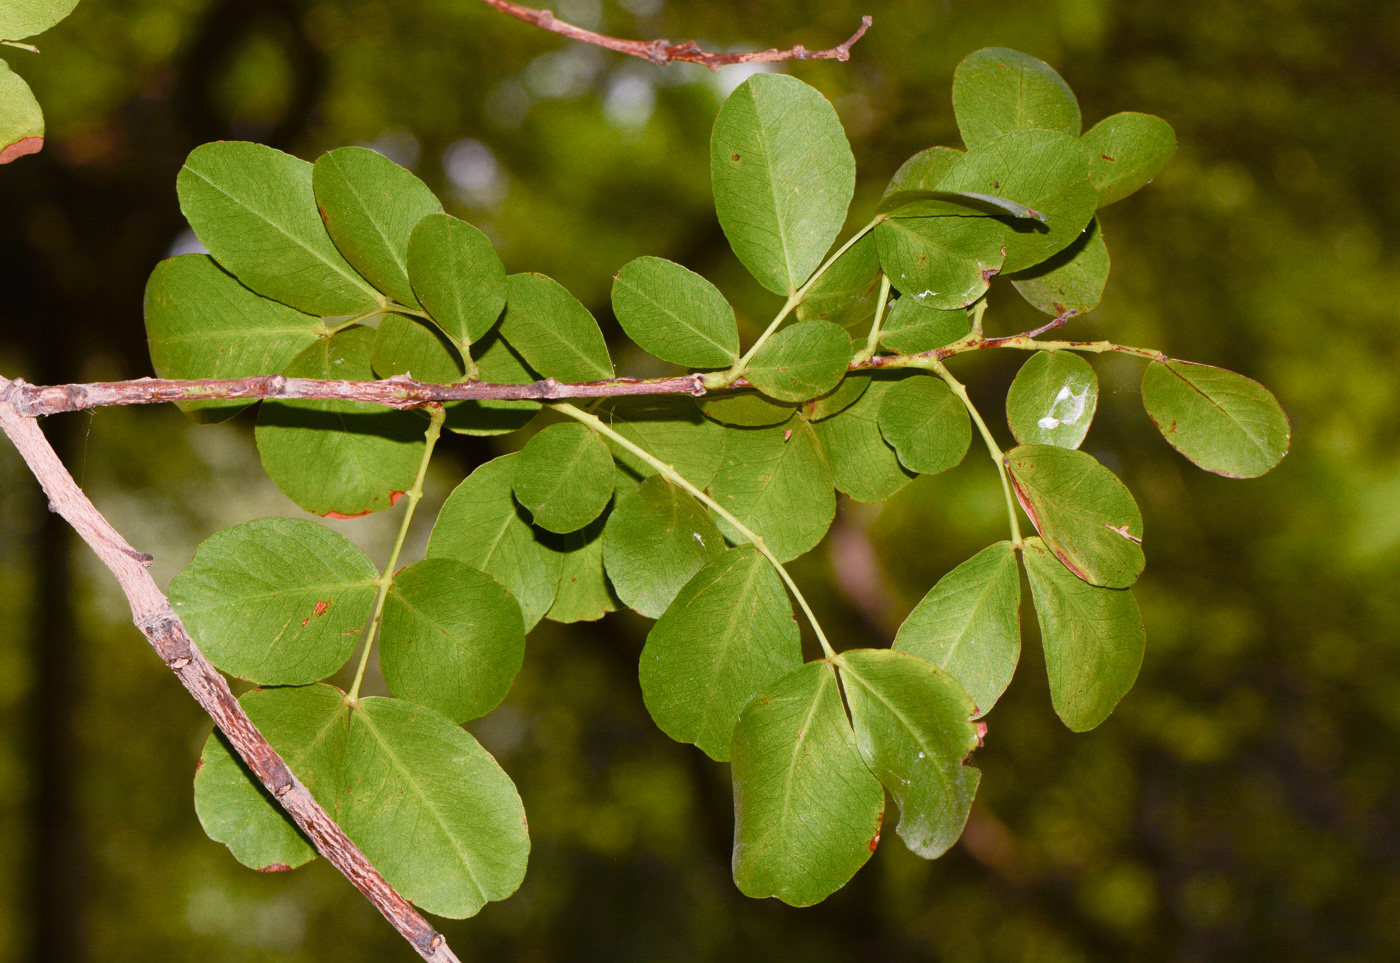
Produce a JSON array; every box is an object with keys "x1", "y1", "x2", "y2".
[
  {"x1": 479, "y1": 0, "x2": 872, "y2": 70},
  {"x1": 0, "y1": 377, "x2": 462, "y2": 963}
]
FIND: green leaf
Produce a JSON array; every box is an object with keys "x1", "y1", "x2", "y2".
[
  {"x1": 343, "y1": 696, "x2": 529, "y2": 918},
  {"x1": 0, "y1": 0, "x2": 80, "y2": 40},
  {"x1": 193, "y1": 684, "x2": 345, "y2": 872},
  {"x1": 1023, "y1": 537, "x2": 1144, "y2": 732},
  {"x1": 1008, "y1": 217, "x2": 1110, "y2": 318},
  {"x1": 731, "y1": 660, "x2": 884, "y2": 905},
  {"x1": 427, "y1": 453, "x2": 561, "y2": 630},
  {"x1": 951, "y1": 47, "x2": 1081, "y2": 149},
  {"x1": 707, "y1": 421, "x2": 835, "y2": 563},
  {"x1": 612, "y1": 256, "x2": 739, "y2": 368},
  {"x1": 879, "y1": 376, "x2": 971, "y2": 476},
  {"x1": 935, "y1": 129, "x2": 1097, "y2": 273},
  {"x1": 497, "y1": 272, "x2": 613, "y2": 381},
  {"x1": 878, "y1": 296, "x2": 971, "y2": 355},
  {"x1": 0, "y1": 59, "x2": 43, "y2": 164},
  {"x1": 794, "y1": 231, "x2": 882, "y2": 331},
  {"x1": 513, "y1": 422, "x2": 615, "y2": 534},
  {"x1": 878, "y1": 189, "x2": 1048, "y2": 221},
  {"x1": 812, "y1": 375, "x2": 915, "y2": 503},
  {"x1": 443, "y1": 331, "x2": 539, "y2": 437},
  {"x1": 893, "y1": 542, "x2": 1021, "y2": 716},
  {"x1": 700, "y1": 391, "x2": 797, "y2": 428},
  {"x1": 806, "y1": 371, "x2": 869, "y2": 421},
  {"x1": 312, "y1": 146, "x2": 443, "y2": 308},
  {"x1": 1081, "y1": 112, "x2": 1177, "y2": 208},
  {"x1": 711, "y1": 73, "x2": 855, "y2": 295},
  {"x1": 603, "y1": 477, "x2": 726, "y2": 619},
  {"x1": 144, "y1": 254, "x2": 322, "y2": 423},
  {"x1": 255, "y1": 327, "x2": 425, "y2": 517},
  {"x1": 874, "y1": 215, "x2": 1004, "y2": 311},
  {"x1": 177, "y1": 142, "x2": 378, "y2": 316},
  {"x1": 544, "y1": 514, "x2": 619, "y2": 623},
  {"x1": 380, "y1": 558, "x2": 526, "y2": 723},
  {"x1": 407, "y1": 213, "x2": 508, "y2": 350},
  {"x1": 1006, "y1": 444, "x2": 1144, "y2": 588},
  {"x1": 746, "y1": 320, "x2": 853, "y2": 403},
  {"x1": 371, "y1": 313, "x2": 464, "y2": 383},
  {"x1": 1141, "y1": 359, "x2": 1291, "y2": 478},
  {"x1": 602, "y1": 396, "x2": 727, "y2": 490},
  {"x1": 169, "y1": 518, "x2": 377, "y2": 684},
  {"x1": 837, "y1": 649, "x2": 981, "y2": 859},
  {"x1": 884, "y1": 146, "x2": 963, "y2": 196},
  {"x1": 639, "y1": 545, "x2": 802, "y2": 760},
  {"x1": 1006, "y1": 350, "x2": 1099, "y2": 449}
]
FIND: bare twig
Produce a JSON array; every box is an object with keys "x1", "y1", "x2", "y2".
[
  {"x1": 0, "y1": 377, "x2": 462, "y2": 963},
  {"x1": 479, "y1": 0, "x2": 872, "y2": 70}
]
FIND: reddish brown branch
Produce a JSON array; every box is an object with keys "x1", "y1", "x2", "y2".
[
  {"x1": 0, "y1": 377, "x2": 461, "y2": 963},
  {"x1": 480, "y1": 0, "x2": 872, "y2": 70}
]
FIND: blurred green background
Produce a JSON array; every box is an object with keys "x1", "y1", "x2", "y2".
[{"x1": 2, "y1": 0, "x2": 1399, "y2": 959}]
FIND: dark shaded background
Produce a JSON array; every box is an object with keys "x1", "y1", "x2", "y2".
[{"x1": 2, "y1": 0, "x2": 1399, "y2": 959}]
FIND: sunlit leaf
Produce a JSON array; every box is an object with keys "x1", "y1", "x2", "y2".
[
  {"x1": 639, "y1": 545, "x2": 801, "y2": 760},
  {"x1": 255, "y1": 327, "x2": 424, "y2": 517},
  {"x1": 878, "y1": 296, "x2": 971, "y2": 355},
  {"x1": 144, "y1": 254, "x2": 322, "y2": 423},
  {"x1": 513, "y1": 422, "x2": 615, "y2": 534},
  {"x1": 1008, "y1": 218, "x2": 1109, "y2": 318},
  {"x1": 496, "y1": 272, "x2": 613, "y2": 382},
  {"x1": 370, "y1": 313, "x2": 464, "y2": 383},
  {"x1": 603, "y1": 476, "x2": 726, "y2": 619},
  {"x1": 812, "y1": 375, "x2": 915, "y2": 503},
  {"x1": 878, "y1": 188, "x2": 1047, "y2": 221},
  {"x1": 874, "y1": 215, "x2": 1003, "y2": 311},
  {"x1": 711, "y1": 73, "x2": 855, "y2": 295},
  {"x1": 838, "y1": 649, "x2": 981, "y2": 858},
  {"x1": 884, "y1": 146, "x2": 963, "y2": 196},
  {"x1": 0, "y1": 59, "x2": 43, "y2": 164},
  {"x1": 407, "y1": 213, "x2": 508, "y2": 350},
  {"x1": 794, "y1": 231, "x2": 882, "y2": 331},
  {"x1": 879, "y1": 375, "x2": 971, "y2": 475},
  {"x1": 1006, "y1": 444, "x2": 1144, "y2": 588},
  {"x1": 0, "y1": 0, "x2": 80, "y2": 40},
  {"x1": 952, "y1": 47, "x2": 1081, "y2": 149},
  {"x1": 427, "y1": 453, "x2": 560, "y2": 630},
  {"x1": 612, "y1": 256, "x2": 739, "y2": 368},
  {"x1": 1141, "y1": 359, "x2": 1290, "y2": 478},
  {"x1": 1006, "y1": 350, "x2": 1099, "y2": 449},
  {"x1": 380, "y1": 558, "x2": 526, "y2": 723},
  {"x1": 893, "y1": 541, "x2": 1021, "y2": 716},
  {"x1": 1023, "y1": 538, "x2": 1144, "y2": 732},
  {"x1": 1080, "y1": 112, "x2": 1177, "y2": 208},
  {"x1": 731, "y1": 660, "x2": 883, "y2": 905},
  {"x1": 169, "y1": 518, "x2": 377, "y2": 684},
  {"x1": 746, "y1": 320, "x2": 853, "y2": 403},
  {"x1": 602, "y1": 396, "x2": 727, "y2": 490},
  {"x1": 177, "y1": 142, "x2": 378, "y2": 315},
  {"x1": 312, "y1": 146, "x2": 443, "y2": 307}
]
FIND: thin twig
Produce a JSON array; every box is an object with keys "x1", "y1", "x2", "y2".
[
  {"x1": 0, "y1": 377, "x2": 462, "y2": 963},
  {"x1": 479, "y1": 0, "x2": 872, "y2": 70}
]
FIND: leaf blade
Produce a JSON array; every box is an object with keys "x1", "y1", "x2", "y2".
[{"x1": 1141, "y1": 360, "x2": 1290, "y2": 478}]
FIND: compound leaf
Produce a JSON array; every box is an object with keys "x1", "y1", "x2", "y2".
[
  {"x1": 612, "y1": 256, "x2": 739, "y2": 368},
  {"x1": 407, "y1": 213, "x2": 508, "y2": 350},
  {"x1": 1141, "y1": 359, "x2": 1290, "y2": 478},
  {"x1": 169, "y1": 518, "x2": 377, "y2": 684},
  {"x1": 513, "y1": 422, "x2": 615, "y2": 534},
  {"x1": 746, "y1": 320, "x2": 853, "y2": 403},
  {"x1": 1006, "y1": 350, "x2": 1099, "y2": 449},
  {"x1": 639, "y1": 545, "x2": 801, "y2": 760},
  {"x1": 879, "y1": 376, "x2": 971, "y2": 476},
  {"x1": 603, "y1": 476, "x2": 726, "y2": 619},
  {"x1": 952, "y1": 47, "x2": 1081, "y2": 149}
]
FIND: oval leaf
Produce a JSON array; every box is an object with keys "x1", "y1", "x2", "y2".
[
  {"x1": 838, "y1": 649, "x2": 981, "y2": 859},
  {"x1": 407, "y1": 213, "x2": 508, "y2": 350},
  {"x1": 1006, "y1": 350, "x2": 1099, "y2": 449},
  {"x1": 893, "y1": 541, "x2": 1021, "y2": 717},
  {"x1": 177, "y1": 142, "x2": 378, "y2": 315},
  {"x1": 794, "y1": 231, "x2": 882, "y2": 331},
  {"x1": 371, "y1": 313, "x2": 464, "y2": 383},
  {"x1": 1005, "y1": 444, "x2": 1145, "y2": 588},
  {"x1": 639, "y1": 545, "x2": 802, "y2": 760},
  {"x1": 1023, "y1": 537, "x2": 1144, "y2": 732},
  {"x1": 706, "y1": 421, "x2": 835, "y2": 563},
  {"x1": 0, "y1": 60, "x2": 43, "y2": 164},
  {"x1": 731, "y1": 660, "x2": 884, "y2": 906},
  {"x1": 255, "y1": 326, "x2": 425, "y2": 517},
  {"x1": 497, "y1": 272, "x2": 613, "y2": 381},
  {"x1": 312, "y1": 146, "x2": 443, "y2": 307},
  {"x1": 1081, "y1": 112, "x2": 1177, "y2": 208},
  {"x1": 812, "y1": 375, "x2": 915, "y2": 503},
  {"x1": 380, "y1": 558, "x2": 527, "y2": 723},
  {"x1": 700, "y1": 391, "x2": 797, "y2": 429},
  {"x1": 427, "y1": 453, "x2": 561, "y2": 630},
  {"x1": 1141, "y1": 359, "x2": 1290, "y2": 478},
  {"x1": 603, "y1": 476, "x2": 726, "y2": 619},
  {"x1": 746, "y1": 320, "x2": 853, "y2": 403},
  {"x1": 879, "y1": 376, "x2": 972, "y2": 475},
  {"x1": 543, "y1": 513, "x2": 619, "y2": 623},
  {"x1": 952, "y1": 47, "x2": 1081, "y2": 149},
  {"x1": 612, "y1": 256, "x2": 739, "y2": 368},
  {"x1": 144, "y1": 254, "x2": 322, "y2": 423},
  {"x1": 711, "y1": 73, "x2": 855, "y2": 295},
  {"x1": 513, "y1": 422, "x2": 615, "y2": 534},
  {"x1": 874, "y1": 215, "x2": 1004, "y2": 311},
  {"x1": 1008, "y1": 217, "x2": 1110, "y2": 318},
  {"x1": 884, "y1": 146, "x2": 963, "y2": 197},
  {"x1": 0, "y1": 0, "x2": 80, "y2": 40},
  {"x1": 602, "y1": 396, "x2": 727, "y2": 490},
  {"x1": 169, "y1": 518, "x2": 378, "y2": 684},
  {"x1": 879, "y1": 296, "x2": 971, "y2": 354}
]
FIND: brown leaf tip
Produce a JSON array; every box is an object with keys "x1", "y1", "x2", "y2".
[{"x1": 0, "y1": 136, "x2": 43, "y2": 164}]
